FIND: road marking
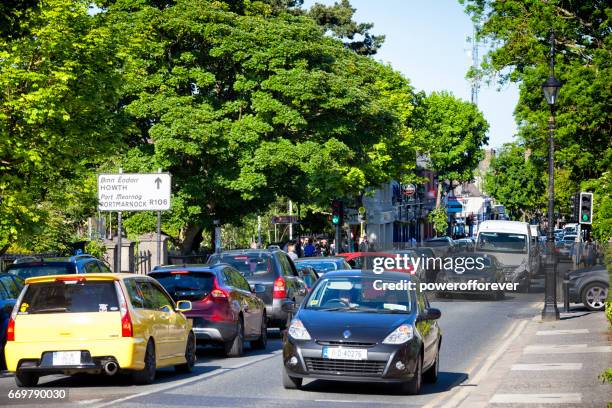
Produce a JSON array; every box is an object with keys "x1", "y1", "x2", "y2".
[
  {"x1": 78, "y1": 399, "x2": 103, "y2": 404},
  {"x1": 92, "y1": 350, "x2": 282, "y2": 408},
  {"x1": 523, "y1": 344, "x2": 612, "y2": 354},
  {"x1": 511, "y1": 363, "x2": 582, "y2": 371},
  {"x1": 315, "y1": 399, "x2": 358, "y2": 403},
  {"x1": 489, "y1": 393, "x2": 581, "y2": 404},
  {"x1": 536, "y1": 329, "x2": 589, "y2": 335}
]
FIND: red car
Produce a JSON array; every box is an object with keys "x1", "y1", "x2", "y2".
[{"x1": 149, "y1": 264, "x2": 267, "y2": 357}]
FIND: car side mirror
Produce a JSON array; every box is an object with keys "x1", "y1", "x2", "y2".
[
  {"x1": 176, "y1": 300, "x2": 192, "y2": 312},
  {"x1": 418, "y1": 307, "x2": 441, "y2": 321},
  {"x1": 281, "y1": 300, "x2": 296, "y2": 313}
]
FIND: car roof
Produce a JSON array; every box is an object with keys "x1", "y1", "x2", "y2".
[
  {"x1": 150, "y1": 264, "x2": 224, "y2": 273},
  {"x1": 24, "y1": 273, "x2": 143, "y2": 284},
  {"x1": 295, "y1": 257, "x2": 345, "y2": 261},
  {"x1": 321, "y1": 269, "x2": 416, "y2": 281},
  {"x1": 478, "y1": 220, "x2": 530, "y2": 234}
]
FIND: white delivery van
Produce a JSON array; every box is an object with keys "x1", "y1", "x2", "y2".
[{"x1": 476, "y1": 220, "x2": 539, "y2": 291}]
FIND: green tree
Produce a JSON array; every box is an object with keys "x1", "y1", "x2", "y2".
[
  {"x1": 0, "y1": 0, "x2": 123, "y2": 253},
  {"x1": 483, "y1": 143, "x2": 545, "y2": 220},
  {"x1": 106, "y1": 0, "x2": 416, "y2": 252}
]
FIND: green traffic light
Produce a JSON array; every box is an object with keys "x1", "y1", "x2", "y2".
[
  {"x1": 582, "y1": 213, "x2": 589, "y2": 221},
  {"x1": 332, "y1": 215, "x2": 339, "y2": 224}
]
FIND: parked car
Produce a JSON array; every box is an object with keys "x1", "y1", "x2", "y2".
[
  {"x1": 295, "y1": 266, "x2": 319, "y2": 291},
  {"x1": 556, "y1": 235, "x2": 577, "y2": 262},
  {"x1": 281, "y1": 270, "x2": 441, "y2": 395},
  {"x1": 5, "y1": 255, "x2": 111, "y2": 280},
  {"x1": 294, "y1": 257, "x2": 352, "y2": 276},
  {"x1": 453, "y1": 238, "x2": 475, "y2": 252},
  {"x1": 337, "y1": 252, "x2": 421, "y2": 279},
  {"x1": 567, "y1": 266, "x2": 609, "y2": 311},
  {"x1": 423, "y1": 237, "x2": 455, "y2": 257},
  {"x1": 5, "y1": 273, "x2": 195, "y2": 387},
  {"x1": 207, "y1": 249, "x2": 308, "y2": 330},
  {"x1": 0, "y1": 274, "x2": 24, "y2": 369},
  {"x1": 149, "y1": 264, "x2": 267, "y2": 357},
  {"x1": 435, "y1": 252, "x2": 506, "y2": 300}
]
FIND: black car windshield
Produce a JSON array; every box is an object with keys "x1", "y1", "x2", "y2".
[
  {"x1": 477, "y1": 232, "x2": 527, "y2": 254},
  {"x1": 7, "y1": 264, "x2": 73, "y2": 280},
  {"x1": 20, "y1": 280, "x2": 119, "y2": 314},
  {"x1": 208, "y1": 253, "x2": 272, "y2": 276},
  {"x1": 151, "y1": 272, "x2": 215, "y2": 301},
  {"x1": 306, "y1": 276, "x2": 412, "y2": 313}
]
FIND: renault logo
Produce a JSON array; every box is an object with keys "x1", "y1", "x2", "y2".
[{"x1": 343, "y1": 329, "x2": 351, "y2": 339}]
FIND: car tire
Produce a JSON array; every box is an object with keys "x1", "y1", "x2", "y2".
[
  {"x1": 401, "y1": 354, "x2": 422, "y2": 395},
  {"x1": 15, "y1": 371, "x2": 39, "y2": 387},
  {"x1": 282, "y1": 368, "x2": 302, "y2": 389},
  {"x1": 495, "y1": 289, "x2": 505, "y2": 300},
  {"x1": 251, "y1": 313, "x2": 267, "y2": 350},
  {"x1": 175, "y1": 331, "x2": 196, "y2": 373},
  {"x1": 423, "y1": 348, "x2": 439, "y2": 383},
  {"x1": 581, "y1": 283, "x2": 608, "y2": 311},
  {"x1": 132, "y1": 340, "x2": 156, "y2": 385},
  {"x1": 224, "y1": 319, "x2": 244, "y2": 357}
]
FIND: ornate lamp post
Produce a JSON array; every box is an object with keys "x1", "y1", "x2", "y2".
[{"x1": 541, "y1": 30, "x2": 562, "y2": 321}]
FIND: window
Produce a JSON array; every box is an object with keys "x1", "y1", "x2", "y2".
[
  {"x1": 84, "y1": 261, "x2": 101, "y2": 273},
  {"x1": 98, "y1": 262, "x2": 111, "y2": 273},
  {"x1": 124, "y1": 279, "x2": 145, "y2": 309},
  {"x1": 20, "y1": 281, "x2": 119, "y2": 314},
  {"x1": 0, "y1": 276, "x2": 22, "y2": 298},
  {"x1": 141, "y1": 281, "x2": 175, "y2": 310},
  {"x1": 230, "y1": 269, "x2": 251, "y2": 291},
  {"x1": 152, "y1": 272, "x2": 215, "y2": 301},
  {"x1": 278, "y1": 254, "x2": 294, "y2": 277}
]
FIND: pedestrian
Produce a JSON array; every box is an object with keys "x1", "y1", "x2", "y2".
[
  {"x1": 359, "y1": 235, "x2": 368, "y2": 252},
  {"x1": 304, "y1": 238, "x2": 316, "y2": 257},
  {"x1": 286, "y1": 243, "x2": 298, "y2": 261}
]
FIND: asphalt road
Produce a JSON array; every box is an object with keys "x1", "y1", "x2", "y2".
[{"x1": 0, "y1": 290, "x2": 546, "y2": 408}]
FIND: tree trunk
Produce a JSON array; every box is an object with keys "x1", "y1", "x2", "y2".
[
  {"x1": 181, "y1": 224, "x2": 203, "y2": 255},
  {"x1": 435, "y1": 181, "x2": 443, "y2": 209}
]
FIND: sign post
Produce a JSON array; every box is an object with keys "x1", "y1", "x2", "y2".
[{"x1": 98, "y1": 172, "x2": 172, "y2": 272}]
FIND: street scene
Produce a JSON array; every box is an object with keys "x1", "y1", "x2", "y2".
[{"x1": 0, "y1": 0, "x2": 610, "y2": 407}]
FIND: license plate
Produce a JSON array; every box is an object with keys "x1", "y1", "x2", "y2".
[
  {"x1": 52, "y1": 351, "x2": 81, "y2": 366},
  {"x1": 322, "y1": 347, "x2": 367, "y2": 360}
]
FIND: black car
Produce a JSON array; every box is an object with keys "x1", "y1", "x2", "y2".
[
  {"x1": 208, "y1": 249, "x2": 308, "y2": 329},
  {"x1": 5, "y1": 255, "x2": 111, "y2": 280},
  {"x1": 435, "y1": 252, "x2": 506, "y2": 300},
  {"x1": 149, "y1": 264, "x2": 267, "y2": 356},
  {"x1": 293, "y1": 257, "x2": 352, "y2": 276},
  {"x1": 568, "y1": 266, "x2": 608, "y2": 311},
  {"x1": 0, "y1": 274, "x2": 24, "y2": 368},
  {"x1": 281, "y1": 270, "x2": 441, "y2": 395}
]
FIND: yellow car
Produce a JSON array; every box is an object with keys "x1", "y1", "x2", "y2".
[{"x1": 5, "y1": 273, "x2": 195, "y2": 387}]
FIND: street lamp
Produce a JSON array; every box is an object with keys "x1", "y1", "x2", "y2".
[{"x1": 541, "y1": 30, "x2": 561, "y2": 321}]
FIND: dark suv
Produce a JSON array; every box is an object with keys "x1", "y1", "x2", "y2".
[
  {"x1": 5, "y1": 255, "x2": 111, "y2": 280},
  {"x1": 207, "y1": 250, "x2": 308, "y2": 329}
]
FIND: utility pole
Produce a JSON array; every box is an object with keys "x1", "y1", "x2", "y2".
[{"x1": 289, "y1": 200, "x2": 293, "y2": 240}]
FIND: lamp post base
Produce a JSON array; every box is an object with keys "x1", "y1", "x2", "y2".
[{"x1": 541, "y1": 303, "x2": 560, "y2": 321}]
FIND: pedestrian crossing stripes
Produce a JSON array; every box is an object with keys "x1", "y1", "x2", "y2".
[
  {"x1": 535, "y1": 329, "x2": 589, "y2": 335},
  {"x1": 489, "y1": 393, "x2": 582, "y2": 404},
  {"x1": 511, "y1": 363, "x2": 582, "y2": 371},
  {"x1": 523, "y1": 344, "x2": 612, "y2": 354}
]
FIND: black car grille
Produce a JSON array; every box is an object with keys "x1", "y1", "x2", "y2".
[
  {"x1": 316, "y1": 340, "x2": 376, "y2": 348},
  {"x1": 304, "y1": 358, "x2": 385, "y2": 376}
]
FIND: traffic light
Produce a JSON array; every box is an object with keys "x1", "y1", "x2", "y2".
[
  {"x1": 579, "y1": 192, "x2": 593, "y2": 224},
  {"x1": 331, "y1": 199, "x2": 343, "y2": 225},
  {"x1": 570, "y1": 192, "x2": 580, "y2": 222}
]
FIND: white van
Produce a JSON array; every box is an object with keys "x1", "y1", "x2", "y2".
[{"x1": 476, "y1": 220, "x2": 539, "y2": 291}]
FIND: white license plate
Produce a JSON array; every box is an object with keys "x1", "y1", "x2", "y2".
[
  {"x1": 52, "y1": 351, "x2": 81, "y2": 366},
  {"x1": 322, "y1": 347, "x2": 367, "y2": 360}
]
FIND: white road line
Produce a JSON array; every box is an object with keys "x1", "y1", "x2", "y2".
[
  {"x1": 536, "y1": 329, "x2": 589, "y2": 336},
  {"x1": 92, "y1": 351, "x2": 281, "y2": 408},
  {"x1": 78, "y1": 399, "x2": 103, "y2": 404},
  {"x1": 489, "y1": 393, "x2": 582, "y2": 404},
  {"x1": 524, "y1": 344, "x2": 612, "y2": 354},
  {"x1": 511, "y1": 363, "x2": 582, "y2": 371},
  {"x1": 315, "y1": 400, "x2": 357, "y2": 403}
]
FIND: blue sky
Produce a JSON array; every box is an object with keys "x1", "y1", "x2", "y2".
[{"x1": 302, "y1": 0, "x2": 519, "y2": 148}]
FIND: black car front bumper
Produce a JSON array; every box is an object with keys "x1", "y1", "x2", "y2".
[{"x1": 282, "y1": 337, "x2": 420, "y2": 383}]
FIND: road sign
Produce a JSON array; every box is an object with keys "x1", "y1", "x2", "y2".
[
  {"x1": 402, "y1": 184, "x2": 416, "y2": 196},
  {"x1": 98, "y1": 173, "x2": 171, "y2": 212},
  {"x1": 271, "y1": 215, "x2": 298, "y2": 224}
]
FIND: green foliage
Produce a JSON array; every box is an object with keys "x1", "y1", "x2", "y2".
[
  {"x1": 85, "y1": 239, "x2": 107, "y2": 260},
  {"x1": 413, "y1": 91, "x2": 489, "y2": 183},
  {"x1": 428, "y1": 207, "x2": 448, "y2": 237},
  {"x1": 0, "y1": 0, "x2": 123, "y2": 251},
  {"x1": 582, "y1": 172, "x2": 612, "y2": 242},
  {"x1": 461, "y1": 0, "x2": 611, "y2": 226}
]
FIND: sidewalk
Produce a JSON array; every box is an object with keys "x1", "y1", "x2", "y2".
[{"x1": 455, "y1": 308, "x2": 612, "y2": 407}]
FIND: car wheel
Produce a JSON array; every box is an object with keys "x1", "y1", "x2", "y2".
[
  {"x1": 495, "y1": 289, "x2": 505, "y2": 300},
  {"x1": 132, "y1": 340, "x2": 156, "y2": 385},
  {"x1": 581, "y1": 283, "x2": 608, "y2": 311},
  {"x1": 282, "y1": 368, "x2": 302, "y2": 389},
  {"x1": 251, "y1": 313, "x2": 267, "y2": 350},
  {"x1": 401, "y1": 354, "x2": 422, "y2": 395},
  {"x1": 175, "y1": 331, "x2": 196, "y2": 373},
  {"x1": 423, "y1": 347, "x2": 439, "y2": 383},
  {"x1": 224, "y1": 319, "x2": 244, "y2": 357},
  {"x1": 15, "y1": 371, "x2": 39, "y2": 387}
]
